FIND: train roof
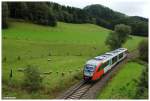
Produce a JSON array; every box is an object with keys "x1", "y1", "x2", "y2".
[{"x1": 86, "y1": 48, "x2": 127, "y2": 66}]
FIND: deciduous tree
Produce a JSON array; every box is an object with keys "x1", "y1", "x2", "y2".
[{"x1": 105, "y1": 24, "x2": 131, "y2": 50}]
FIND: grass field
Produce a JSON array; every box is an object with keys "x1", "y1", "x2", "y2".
[
  {"x1": 97, "y1": 62, "x2": 144, "y2": 99},
  {"x1": 2, "y1": 20, "x2": 145, "y2": 98}
]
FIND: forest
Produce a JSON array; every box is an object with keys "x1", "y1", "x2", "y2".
[{"x1": 2, "y1": 2, "x2": 148, "y2": 36}]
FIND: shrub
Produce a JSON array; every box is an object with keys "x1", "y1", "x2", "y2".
[
  {"x1": 48, "y1": 52, "x2": 51, "y2": 56},
  {"x1": 22, "y1": 65, "x2": 43, "y2": 92},
  {"x1": 134, "y1": 66, "x2": 148, "y2": 98},
  {"x1": 69, "y1": 70, "x2": 72, "y2": 74},
  {"x1": 61, "y1": 72, "x2": 65, "y2": 76},
  {"x1": 138, "y1": 39, "x2": 148, "y2": 62},
  {"x1": 3, "y1": 57, "x2": 7, "y2": 62},
  {"x1": 105, "y1": 24, "x2": 131, "y2": 50},
  {"x1": 17, "y1": 56, "x2": 21, "y2": 60}
]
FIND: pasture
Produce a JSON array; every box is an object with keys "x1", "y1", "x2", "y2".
[{"x1": 2, "y1": 20, "x2": 145, "y2": 98}]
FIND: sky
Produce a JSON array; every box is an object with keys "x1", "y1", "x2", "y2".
[{"x1": 48, "y1": 0, "x2": 149, "y2": 18}]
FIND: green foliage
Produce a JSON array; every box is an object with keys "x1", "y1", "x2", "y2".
[
  {"x1": 50, "y1": 3, "x2": 92, "y2": 24},
  {"x1": 17, "y1": 56, "x2": 21, "y2": 61},
  {"x1": 7, "y1": 2, "x2": 57, "y2": 27},
  {"x1": 84, "y1": 4, "x2": 148, "y2": 36},
  {"x1": 134, "y1": 66, "x2": 148, "y2": 99},
  {"x1": 105, "y1": 31, "x2": 122, "y2": 50},
  {"x1": 84, "y1": 4, "x2": 125, "y2": 22},
  {"x1": 3, "y1": 2, "x2": 148, "y2": 36},
  {"x1": 3, "y1": 56, "x2": 7, "y2": 62},
  {"x1": 106, "y1": 24, "x2": 131, "y2": 50},
  {"x1": 2, "y1": 2, "x2": 9, "y2": 29},
  {"x1": 138, "y1": 39, "x2": 148, "y2": 62},
  {"x1": 97, "y1": 62, "x2": 143, "y2": 99},
  {"x1": 7, "y1": 2, "x2": 28, "y2": 19},
  {"x1": 23, "y1": 65, "x2": 43, "y2": 92},
  {"x1": 112, "y1": 16, "x2": 148, "y2": 36},
  {"x1": 115, "y1": 24, "x2": 131, "y2": 43}
]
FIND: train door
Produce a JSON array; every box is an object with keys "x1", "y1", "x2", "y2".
[
  {"x1": 92, "y1": 63, "x2": 104, "y2": 80},
  {"x1": 109, "y1": 59, "x2": 112, "y2": 69},
  {"x1": 117, "y1": 55, "x2": 119, "y2": 62},
  {"x1": 103, "y1": 61, "x2": 110, "y2": 73}
]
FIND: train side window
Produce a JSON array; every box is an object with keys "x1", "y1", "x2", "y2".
[
  {"x1": 119, "y1": 53, "x2": 123, "y2": 59},
  {"x1": 112, "y1": 57, "x2": 115, "y2": 64},
  {"x1": 112, "y1": 56, "x2": 117, "y2": 64},
  {"x1": 98, "y1": 61, "x2": 109, "y2": 71},
  {"x1": 98, "y1": 65, "x2": 103, "y2": 71}
]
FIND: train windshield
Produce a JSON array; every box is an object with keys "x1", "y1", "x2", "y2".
[
  {"x1": 84, "y1": 64, "x2": 96, "y2": 76},
  {"x1": 85, "y1": 65, "x2": 95, "y2": 71}
]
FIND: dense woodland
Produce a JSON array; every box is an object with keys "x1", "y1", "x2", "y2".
[{"x1": 2, "y1": 2, "x2": 148, "y2": 36}]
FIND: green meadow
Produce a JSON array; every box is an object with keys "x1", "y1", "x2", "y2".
[
  {"x1": 2, "y1": 20, "x2": 145, "y2": 98},
  {"x1": 97, "y1": 62, "x2": 144, "y2": 99}
]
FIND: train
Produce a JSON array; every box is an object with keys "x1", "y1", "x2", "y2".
[{"x1": 83, "y1": 48, "x2": 128, "y2": 81}]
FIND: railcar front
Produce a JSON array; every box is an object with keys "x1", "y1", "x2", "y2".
[{"x1": 83, "y1": 64, "x2": 96, "y2": 81}]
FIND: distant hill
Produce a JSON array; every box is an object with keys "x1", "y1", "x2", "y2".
[
  {"x1": 84, "y1": 4, "x2": 126, "y2": 23},
  {"x1": 84, "y1": 4, "x2": 148, "y2": 36}
]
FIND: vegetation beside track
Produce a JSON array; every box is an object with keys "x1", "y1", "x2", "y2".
[{"x1": 97, "y1": 61, "x2": 145, "y2": 99}]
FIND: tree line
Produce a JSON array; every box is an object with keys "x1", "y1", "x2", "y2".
[
  {"x1": 84, "y1": 4, "x2": 148, "y2": 36},
  {"x1": 2, "y1": 2, "x2": 148, "y2": 36},
  {"x1": 3, "y1": 2, "x2": 57, "y2": 27}
]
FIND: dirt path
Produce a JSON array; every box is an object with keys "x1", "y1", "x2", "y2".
[{"x1": 57, "y1": 50, "x2": 139, "y2": 99}]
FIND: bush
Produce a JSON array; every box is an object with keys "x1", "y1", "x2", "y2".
[
  {"x1": 105, "y1": 24, "x2": 131, "y2": 50},
  {"x1": 22, "y1": 65, "x2": 43, "y2": 92},
  {"x1": 48, "y1": 52, "x2": 51, "y2": 56},
  {"x1": 105, "y1": 31, "x2": 122, "y2": 50},
  {"x1": 3, "y1": 57, "x2": 7, "y2": 62},
  {"x1": 138, "y1": 39, "x2": 148, "y2": 62},
  {"x1": 17, "y1": 56, "x2": 21, "y2": 60},
  {"x1": 134, "y1": 66, "x2": 148, "y2": 98}
]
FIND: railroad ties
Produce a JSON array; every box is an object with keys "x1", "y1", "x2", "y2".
[{"x1": 63, "y1": 80, "x2": 93, "y2": 99}]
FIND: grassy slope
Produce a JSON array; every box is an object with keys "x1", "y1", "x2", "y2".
[
  {"x1": 2, "y1": 21, "x2": 145, "y2": 98},
  {"x1": 97, "y1": 62, "x2": 144, "y2": 99}
]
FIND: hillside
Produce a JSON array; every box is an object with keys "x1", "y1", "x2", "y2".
[
  {"x1": 2, "y1": 20, "x2": 145, "y2": 98},
  {"x1": 84, "y1": 4, "x2": 148, "y2": 36},
  {"x1": 3, "y1": 2, "x2": 148, "y2": 36}
]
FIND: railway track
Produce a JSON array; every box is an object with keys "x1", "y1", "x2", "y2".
[
  {"x1": 63, "y1": 80, "x2": 93, "y2": 99},
  {"x1": 58, "y1": 51, "x2": 138, "y2": 99}
]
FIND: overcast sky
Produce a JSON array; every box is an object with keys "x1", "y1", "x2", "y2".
[{"x1": 48, "y1": 0, "x2": 149, "y2": 18}]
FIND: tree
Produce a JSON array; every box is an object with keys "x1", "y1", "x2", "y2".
[
  {"x1": 47, "y1": 12, "x2": 57, "y2": 26},
  {"x1": 7, "y1": 2, "x2": 57, "y2": 27},
  {"x1": 105, "y1": 24, "x2": 131, "y2": 50},
  {"x1": 23, "y1": 65, "x2": 43, "y2": 92},
  {"x1": 2, "y1": 2, "x2": 9, "y2": 29},
  {"x1": 111, "y1": 16, "x2": 148, "y2": 36},
  {"x1": 115, "y1": 24, "x2": 131, "y2": 43},
  {"x1": 105, "y1": 31, "x2": 122, "y2": 50},
  {"x1": 7, "y1": 2, "x2": 29, "y2": 19},
  {"x1": 138, "y1": 39, "x2": 148, "y2": 62},
  {"x1": 32, "y1": 2, "x2": 57, "y2": 26}
]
